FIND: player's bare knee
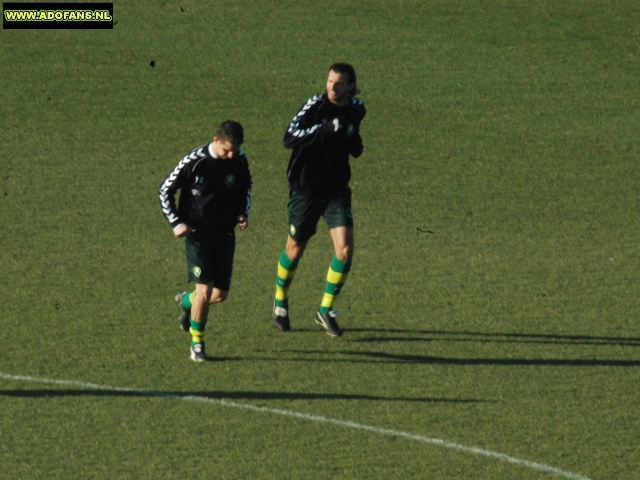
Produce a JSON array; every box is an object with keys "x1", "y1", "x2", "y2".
[
  {"x1": 335, "y1": 244, "x2": 353, "y2": 262},
  {"x1": 210, "y1": 290, "x2": 229, "y2": 304},
  {"x1": 286, "y1": 241, "x2": 306, "y2": 261},
  {"x1": 195, "y1": 283, "x2": 214, "y2": 303}
]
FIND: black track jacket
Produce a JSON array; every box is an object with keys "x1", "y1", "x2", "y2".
[
  {"x1": 284, "y1": 93, "x2": 366, "y2": 198},
  {"x1": 158, "y1": 143, "x2": 252, "y2": 234}
]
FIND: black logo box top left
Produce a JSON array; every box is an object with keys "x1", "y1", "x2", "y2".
[{"x1": 3, "y1": 2, "x2": 113, "y2": 29}]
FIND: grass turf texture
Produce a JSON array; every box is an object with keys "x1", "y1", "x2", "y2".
[{"x1": 1, "y1": 0, "x2": 639, "y2": 478}]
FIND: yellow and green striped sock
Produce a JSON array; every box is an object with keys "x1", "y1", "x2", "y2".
[
  {"x1": 275, "y1": 250, "x2": 299, "y2": 308},
  {"x1": 319, "y1": 256, "x2": 351, "y2": 314},
  {"x1": 190, "y1": 318, "x2": 205, "y2": 347},
  {"x1": 182, "y1": 291, "x2": 195, "y2": 309}
]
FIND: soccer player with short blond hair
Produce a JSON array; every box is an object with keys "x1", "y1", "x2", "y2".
[{"x1": 159, "y1": 121, "x2": 252, "y2": 361}]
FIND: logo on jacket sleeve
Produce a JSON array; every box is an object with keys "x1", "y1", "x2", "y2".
[{"x1": 225, "y1": 175, "x2": 235, "y2": 187}]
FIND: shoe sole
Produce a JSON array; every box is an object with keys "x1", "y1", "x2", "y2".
[
  {"x1": 176, "y1": 293, "x2": 191, "y2": 332},
  {"x1": 314, "y1": 314, "x2": 343, "y2": 337}
]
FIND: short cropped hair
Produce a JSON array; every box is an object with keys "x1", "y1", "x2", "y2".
[
  {"x1": 216, "y1": 120, "x2": 244, "y2": 145},
  {"x1": 329, "y1": 62, "x2": 360, "y2": 96}
]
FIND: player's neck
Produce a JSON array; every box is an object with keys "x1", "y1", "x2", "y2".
[{"x1": 328, "y1": 97, "x2": 348, "y2": 107}]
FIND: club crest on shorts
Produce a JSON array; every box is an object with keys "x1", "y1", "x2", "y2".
[
  {"x1": 193, "y1": 267, "x2": 201, "y2": 278},
  {"x1": 346, "y1": 124, "x2": 354, "y2": 137},
  {"x1": 225, "y1": 175, "x2": 235, "y2": 187},
  {"x1": 289, "y1": 224, "x2": 296, "y2": 236}
]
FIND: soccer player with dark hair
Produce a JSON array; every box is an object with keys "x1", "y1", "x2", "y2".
[
  {"x1": 159, "y1": 120, "x2": 252, "y2": 361},
  {"x1": 273, "y1": 63, "x2": 366, "y2": 336}
]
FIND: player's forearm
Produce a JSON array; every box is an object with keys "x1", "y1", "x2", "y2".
[
  {"x1": 158, "y1": 187, "x2": 182, "y2": 229},
  {"x1": 283, "y1": 122, "x2": 324, "y2": 149}
]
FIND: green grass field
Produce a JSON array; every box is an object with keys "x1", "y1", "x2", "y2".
[{"x1": 1, "y1": 1, "x2": 639, "y2": 478}]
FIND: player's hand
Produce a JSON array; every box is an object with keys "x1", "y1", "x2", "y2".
[
  {"x1": 238, "y1": 216, "x2": 249, "y2": 230},
  {"x1": 322, "y1": 117, "x2": 341, "y2": 135},
  {"x1": 173, "y1": 224, "x2": 195, "y2": 238},
  {"x1": 332, "y1": 117, "x2": 352, "y2": 136}
]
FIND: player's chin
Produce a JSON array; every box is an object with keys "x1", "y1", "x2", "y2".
[{"x1": 330, "y1": 92, "x2": 346, "y2": 104}]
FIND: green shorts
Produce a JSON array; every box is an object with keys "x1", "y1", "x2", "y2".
[
  {"x1": 287, "y1": 189, "x2": 354, "y2": 243},
  {"x1": 184, "y1": 230, "x2": 235, "y2": 290}
]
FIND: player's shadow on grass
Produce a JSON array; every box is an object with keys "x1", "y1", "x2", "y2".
[
  {"x1": 287, "y1": 350, "x2": 640, "y2": 367},
  {"x1": 0, "y1": 389, "x2": 487, "y2": 404},
  {"x1": 348, "y1": 328, "x2": 640, "y2": 348}
]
